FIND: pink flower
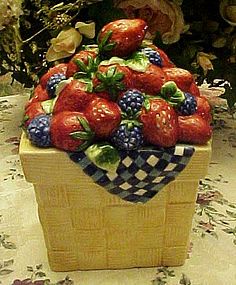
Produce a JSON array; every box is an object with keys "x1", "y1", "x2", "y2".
[
  {"x1": 114, "y1": 0, "x2": 185, "y2": 44},
  {"x1": 197, "y1": 190, "x2": 223, "y2": 205}
]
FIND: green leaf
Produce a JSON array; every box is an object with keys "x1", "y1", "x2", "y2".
[
  {"x1": 75, "y1": 59, "x2": 87, "y2": 72},
  {"x1": 103, "y1": 42, "x2": 116, "y2": 51},
  {"x1": 143, "y1": 98, "x2": 151, "y2": 111},
  {"x1": 99, "y1": 30, "x2": 112, "y2": 47},
  {"x1": 41, "y1": 99, "x2": 55, "y2": 114},
  {"x1": 107, "y1": 66, "x2": 116, "y2": 78},
  {"x1": 94, "y1": 83, "x2": 106, "y2": 92},
  {"x1": 125, "y1": 52, "x2": 150, "y2": 72},
  {"x1": 73, "y1": 72, "x2": 88, "y2": 79},
  {"x1": 113, "y1": 72, "x2": 124, "y2": 81},
  {"x1": 96, "y1": 72, "x2": 106, "y2": 81},
  {"x1": 85, "y1": 143, "x2": 121, "y2": 172},
  {"x1": 160, "y1": 81, "x2": 178, "y2": 98},
  {"x1": 77, "y1": 116, "x2": 91, "y2": 133},
  {"x1": 71, "y1": 131, "x2": 92, "y2": 140},
  {"x1": 76, "y1": 140, "x2": 92, "y2": 152},
  {"x1": 87, "y1": 55, "x2": 94, "y2": 69}
]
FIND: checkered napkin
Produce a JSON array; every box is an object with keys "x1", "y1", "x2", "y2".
[{"x1": 68, "y1": 145, "x2": 195, "y2": 203}]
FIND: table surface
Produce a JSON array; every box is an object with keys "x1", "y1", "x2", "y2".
[{"x1": 0, "y1": 93, "x2": 236, "y2": 285}]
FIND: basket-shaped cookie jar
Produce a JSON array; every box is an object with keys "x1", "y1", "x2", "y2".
[
  {"x1": 20, "y1": 133, "x2": 211, "y2": 271},
  {"x1": 19, "y1": 18, "x2": 213, "y2": 271}
]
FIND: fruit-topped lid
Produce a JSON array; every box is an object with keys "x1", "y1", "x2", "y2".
[{"x1": 22, "y1": 18, "x2": 212, "y2": 203}]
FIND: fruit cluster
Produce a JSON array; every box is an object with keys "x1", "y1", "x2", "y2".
[{"x1": 23, "y1": 19, "x2": 212, "y2": 157}]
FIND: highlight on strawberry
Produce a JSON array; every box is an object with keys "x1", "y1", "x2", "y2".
[{"x1": 23, "y1": 18, "x2": 213, "y2": 172}]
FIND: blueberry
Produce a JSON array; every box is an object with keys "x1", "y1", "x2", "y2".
[
  {"x1": 27, "y1": 114, "x2": 51, "y2": 147},
  {"x1": 111, "y1": 123, "x2": 143, "y2": 150},
  {"x1": 178, "y1": 93, "x2": 197, "y2": 115},
  {"x1": 118, "y1": 89, "x2": 144, "y2": 117},
  {"x1": 46, "y1": 73, "x2": 66, "y2": 97},
  {"x1": 142, "y1": 47, "x2": 162, "y2": 67}
]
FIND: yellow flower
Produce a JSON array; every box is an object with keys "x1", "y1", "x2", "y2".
[
  {"x1": 114, "y1": 0, "x2": 185, "y2": 44},
  {"x1": 197, "y1": 52, "x2": 217, "y2": 75},
  {"x1": 46, "y1": 22, "x2": 95, "y2": 62}
]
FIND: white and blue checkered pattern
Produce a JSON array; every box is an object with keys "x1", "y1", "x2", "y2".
[{"x1": 68, "y1": 145, "x2": 195, "y2": 203}]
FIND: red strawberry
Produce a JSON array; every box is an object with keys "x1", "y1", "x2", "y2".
[
  {"x1": 50, "y1": 111, "x2": 94, "y2": 152},
  {"x1": 196, "y1": 96, "x2": 212, "y2": 124},
  {"x1": 98, "y1": 19, "x2": 148, "y2": 57},
  {"x1": 84, "y1": 97, "x2": 121, "y2": 139},
  {"x1": 66, "y1": 50, "x2": 98, "y2": 78},
  {"x1": 53, "y1": 79, "x2": 96, "y2": 114},
  {"x1": 25, "y1": 84, "x2": 50, "y2": 109},
  {"x1": 133, "y1": 64, "x2": 166, "y2": 95},
  {"x1": 23, "y1": 101, "x2": 46, "y2": 128},
  {"x1": 93, "y1": 64, "x2": 134, "y2": 101},
  {"x1": 189, "y1": 81, "x2": 201, "y2": 97},
  {"x1": 163, "y1": 67, "x2": 194, "y2": 92},
  {"x1": 40, "y1": 63, "x2": 68, "y2": 88},
  {"x1": 178, "y1": 114, "x2": 212, "y2": 144},
  {"x1": 140, "y1": 98, "x2": 179, "y2": 147}
]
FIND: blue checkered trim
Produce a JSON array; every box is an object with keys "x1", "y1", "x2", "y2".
[{"x1": 68, "y1": 145, "x2": 195, "y2": 203}]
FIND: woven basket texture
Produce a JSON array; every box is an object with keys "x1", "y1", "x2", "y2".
[{"x1": 19, "y1": 133, "x2": 211, "y2": 271}]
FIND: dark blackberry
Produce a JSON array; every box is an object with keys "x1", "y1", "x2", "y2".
[
  {"x1": 46, "y1": 73, "x2": 66, "y2": 97},
  {"x1": 178, "y1": 92, "x2": 197, "y2": 115},
  {"x1": 27, "y1": 114, "x2": 51, "y2": 147},
  {"x1": 111, "y1": 123, "x2": 143, "y2": 150},
  {"x1": 142, "y1": 47, "x2": 162, "y2": 67},
  {"x1": 118, "y1": 89, "x2": 144, "y2": 117}
]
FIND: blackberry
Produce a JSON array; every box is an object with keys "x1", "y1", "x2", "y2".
[
  {"x1": 111, "y1": 123, "x2": 143, "y2": 150},
  {"x1": 178, "y1": 92, "x2": 197, "y2": 115},
  {"x1": 27, "y1": 114, "x2": 51, "y2": 147},
  {"x1": 118, "y1": 89, "x2": 144, "y2": 117},
  {"x1": 46, "y1": 73, "x2": 66, "y2": 97},
  {"x1": 142, "y1": 47, "x2": 162, "y2": 67}
]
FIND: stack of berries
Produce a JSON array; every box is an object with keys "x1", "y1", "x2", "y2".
[{"x1": 23, "y1": 19, "x2": 212, "y2": 169}]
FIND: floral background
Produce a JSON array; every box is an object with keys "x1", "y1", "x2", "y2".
[
  {"x1": 0, "y1": 0, "x2": 235, "y2": 110},
  {"x1": 0, "y1": 0, "x2": 236, "y2": 284},
  {"x1": 0, "y1": 87, "x2": 236, "y2": 284}
]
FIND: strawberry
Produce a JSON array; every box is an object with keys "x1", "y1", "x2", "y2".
[
  {"x1": 25, "y1": 84, "x2": 50, "y2": 109},
  {"x1": 196, "y1": 96, "x2": 212, "y2": 124},
  {"x1": 40, "y1": 63, "x2": 68, "y2": 88},
  {"x1": 133, "y1": 64, "x2": 166, "y2": 95},
  {"x1": 140, "y1": 98, "x2": 179, "y2": 147},
  {"x1": 23, "y1": 101, "x2": 46, "y2": 128},
  {"x1": 163, "y1": 67, "x2": 194, "y2": 92},
  {"x1": 178, "y1": 114, "x2": 212, "y2": 144},
  {"x1": 50, "y1": 111, "x2": 94, "y2": 152},
  {"x1": 84, "y1": 97, "x2": 121, "y2": 139},
  {"x1": 189, "y1": 81, "x2": 201, "y2": 97},
  {"x1": 66, "y1": 50, "x2": 98, "y2": 78},
  {"x1": 93, "y1": 64, "x2": 134, "y2": 101},
  {"x1": 98, "y1": 19, "x2": 148, "y2": 57},
  {"x1": 53, "y1": 79, "x2": 96, "y2": 114}
]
